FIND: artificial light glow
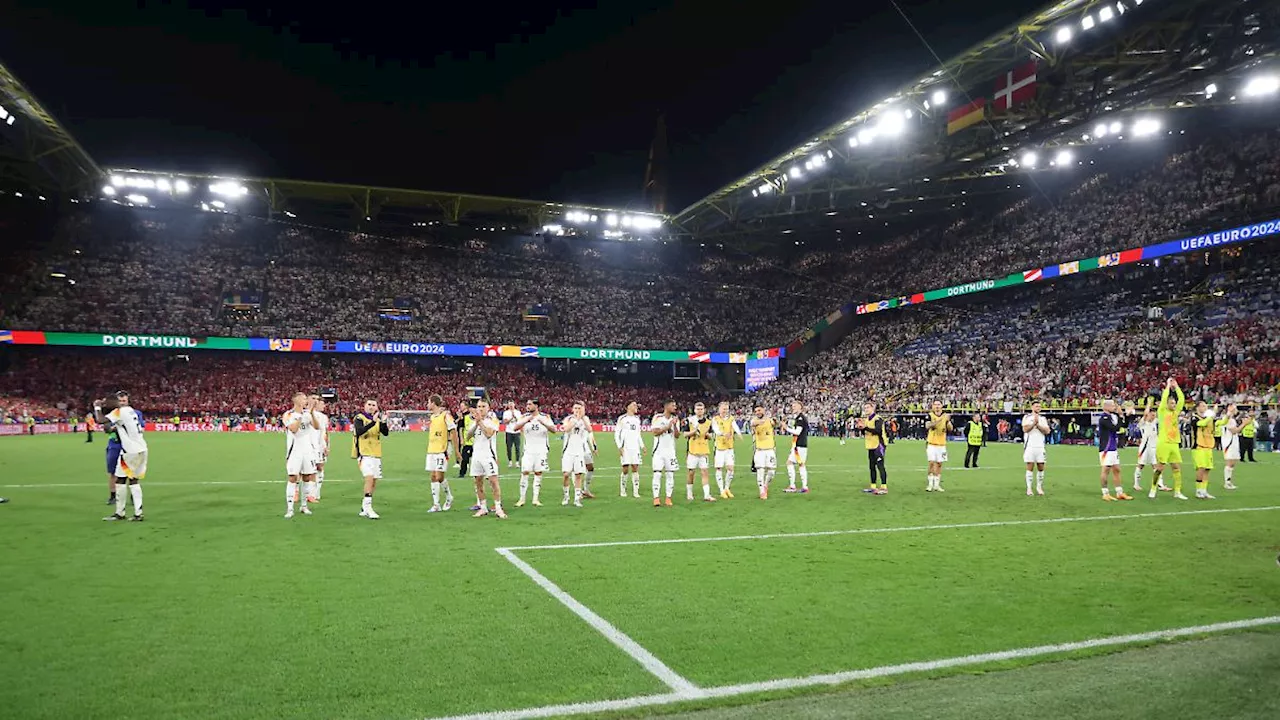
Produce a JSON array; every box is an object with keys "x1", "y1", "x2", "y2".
[
  {"x1": 1094, "y1": 123, "x2": 1108, "y2": 138},
  {"x1": 1055, "y1": 27, "x2": 1072, "y2": 44},
  {"x1": 1099, "y1": 6, "x2": 1114, "y2": 22},
  {"x1": 210, "y1": 199, "x2": 226, "y2": 209},
  {"x1": 1132, "y1": 118, "x2": 1161, "y2": 137},
  {"x1": 931, "y1": 89, "x2": 947, "y2": 105},
  {"x1": 209, "y1": 181, "x2": 249, "y2": 197},
  {"x1": 856, "y1": 128, "x2": 876, "y2": 145},
  {"x1": 903, "y1": 108, "x2": 913, "y2": 119},
  {"x1": 110, "y1": 175, "x2": 125, "y2": 187},
  {"x1": 810, "y1": 153, "x2": 826, "y2": 168},
  {"x1": 1109, "y1": 121, "x2": 1122, "y2": 134},
  {"x1": 50, "y1": 272, "x2": 67, "y2": 279},
  {"x1": 1054, "y1": 149, "x2": 1073, "y2": 166},
  {"x1": 621, "y1": 215, "x2": 633, "y2": 227},
  {"x1": 1243, "y1": 75, "x2": 1280, "y2": 97},
  {"x1": 877, "y1": 111, "x2": 906, "y2": 136},
  {"x1": 155, "y1": 178, "x2": 171, "y2": 192},
  {"x1": 1082, "y1": 14, "x2": 1095, "y2": 30},
  {"x1": 605, "y1": 213, "x2": 618, "y2": 226},
  {"x1": 1205, "y1": 83, "x2": 1218, "y2": 96},
  {"x1": 284, "y1": 210, "x2": 297, "y2": 218},
  {"x1": 788, "y1": 166, "x2": 802, "y2": 179},
  {"x1": 174, "y1": 179, "x2": 191, "y2": 193},
  {"x1": 1021, "y1": 151, "x2": 1038, "y2": 168},
  {"x1": 125, "y1": 194, "x2": 149, "y2": 205},
  {"x1": 756, "y1": 183, "x2": 773, "y2": 195},
  {"x1": 102, "y1": 185, "x2": 116, "y2": 196}
]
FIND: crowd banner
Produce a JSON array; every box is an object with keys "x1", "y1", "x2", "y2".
[
  {"x1": 0, "y1": 330, "x2": 785, "y2": 365},
  {"x1": 789, "y1": 217, "x2": 1280, "y2": 352}
]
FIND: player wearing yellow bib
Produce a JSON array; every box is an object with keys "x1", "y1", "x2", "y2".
[
  {"x1": 683, "y1": 402, "x2": 716, "y2": 502},
  {"x1": 352, "y1": 399, "x2": 388, "y2": 519},
  {"x1": 749, "y1": 405, "x2": 777, "y2": 500},
  {"x1": 712, "y1": 401, "x2": 742, "y2": 499},
  {"x1": 1154, "y1": 378, "x2": 1187, "y2": 500},
  {"x1": 1192, "y1": 401, "x2": 1217, "y2": 500},
  {"x1": 425, "y1": 394, "x2": 460, "y2": 512},
  {"x1": 859, "y1": 403, "x2": 888, "y2": 495},
  {"x1": 925, "y1": 401, "x2": 951, "y2": 493}
]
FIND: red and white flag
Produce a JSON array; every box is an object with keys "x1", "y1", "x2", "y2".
[
  {"x1": 1022, "y1": 268, "x2": 1043, "y2": 283},
  {"x1": 994, "y1": 61, "x2": 1037, "y2": 111},
  {"x1": 687, "y1": 351, "x2": 710, "y2": 363}
]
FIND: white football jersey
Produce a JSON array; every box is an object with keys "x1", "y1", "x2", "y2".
[
  {"x1": 651, "y1": 414, "x2": 677, "y2": 455},
  {"x1": 562, "y1": 415, "x2": 592, "y2": 456},
  {"x1": 284, "y1": 410, "x2": 313, "y2": 458},
  {"x1": 615, "y1": 414, "x2": 644, "y2": 452},
  {"x1": 470, "y1": 417, "x2": 499, "y2": 461},
  {"x1": 312, "y1": 411, "x2": 329, "y2": 455},
  {"x1": 1022, "y1": 414, "x2": 1048, "y2": 450},
  {"x1": 522, "y1": 413, "x2": 552, "y2": 456},
  {"x1": 108, "y1": 406, "x2": 147, "y2": 454},
  {"x1": 502, "y1": 409, "x2": 523, "y2": 434},
  {"x1": 1137, "y1": 419, "x2": 1158, "y2": 448}
]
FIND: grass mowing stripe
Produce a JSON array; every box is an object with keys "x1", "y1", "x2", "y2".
[
  {"x1": 425, "y1": 616, "x2": 1280, "y2": 720},
  {"x1": 505, "y1": 504, "x2": 1280, "y2": 551},
  {"x1": 495, "y1": 548, "x2": 701, "y2": 696}
]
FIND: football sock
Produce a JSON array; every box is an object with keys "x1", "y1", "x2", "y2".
[
  {"x1": 1172, "y1": 469, "x2": 1183, "y2": 494},
  {"x1": 620, "y1": 471, "x2": 628, "y2": 495},
  {"x1": 129, "y1": 483, "x2": 143, "y2": 515},
  {"x1": 532, "y1": 476, "x2": 542, "y2": 501},
  {"x1": 115, "y1": 484, "x2": 128, "y2": 515},
  {"x1": 686, "y1": 482, "x2": 694, "y2": 501},
  {"x1": 573, "y1": 487, "x2": 582, "y2": 504},
  {"x1": 316, "y1": 469, "x2": 324, "y2": 498},
  {"x1": 725, "y1": 469, "x2": 734, "y2": 490},
  {"x1": 756, "y1": 468, "x2": 766, "y2": 492},
  {"x1": 652, "y1": 472, "x2": 662, "y2": 499},
  {"x1": 1036, "y1": 471, "x2": 1044, "y2": 490},
  {"x1": 702, "y1": 482, "x2": 712, "y2": 500},
  {"x1": 362, "y1": 494, "x2": 373, "y2": 510},
  {"x1": 1025, "y1": 471, "x2": 1034, "y2": 493},
  {"x1": 631, "y1": 472, "x2": 640, "y2": 495},
  {"x1": 1154, "y1": 468, "x2": 1163, "y2": 485},
  {"x1": 519, "y1": 475, "x2": 529, "y2": 503},
  {"x1": 1134, "y1": 467, "x2": 1143, "y2": 486},
  {"x1": 1225, "y1": 466, "x2": 1234, "y2": 483},
  {"x1": 563, "y1": 486, "x2": 571, "y2": 503},
  {"x1": 787, "y1": 464, "x2": 797, "y2": 487},
  {"x1": 442, "y1": 480, "x2": 453, "y2": 501},
  {"x1": 664, "y1": 471, "x2": 675, "y2": 498},
  {"x1": 715, "y1": 469, "x2": 724, "y2": 494},
  {"x1": 286, "y1": 482, "x2": 296, "y2": 513},
  {"x1": 765, "y1": 469, "x2": 776, "y2": 487},
  {"x1": 585, "y1": 470, "x2": 593, "y2": 493},
  {"x1": 431, "y1": 481, "x2": 441, "y2": 507},
  {"x1": 800, "y1": 466, "x2": 808, "y2": 490}
]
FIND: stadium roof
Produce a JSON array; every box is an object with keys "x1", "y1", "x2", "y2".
[
  {"x1": 0, "y1": 58, "x2": 101, "y2": 194},
  {"x1": 671, "y1": 0, "x2": 1280, "y2": 239}
]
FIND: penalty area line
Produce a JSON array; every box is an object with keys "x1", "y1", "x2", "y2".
[
  {"x1": 505, "y1": 505, "x2": 1280, "y2": 551},
  {"x1": 425, "y1": 615, "x2": 1280, "y2": 720}
]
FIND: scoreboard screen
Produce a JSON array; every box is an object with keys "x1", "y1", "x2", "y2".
[{"x1": 745, "y1": 356, "x2": 779, "y2": 392}]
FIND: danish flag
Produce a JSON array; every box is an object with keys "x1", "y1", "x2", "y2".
[{"x1": 994, "y1": 61, "x2": 1037, "y2": 111}]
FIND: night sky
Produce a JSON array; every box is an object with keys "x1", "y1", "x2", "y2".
[{"x1": 1, "y1": 1, "x2": 1028, "y2": 210}]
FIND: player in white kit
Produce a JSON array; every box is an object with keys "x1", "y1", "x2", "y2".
[
  {"x1": 650, "y1": 400, "x2": 681, "y2": 507},
  {"x1": 468, "y1": 400, "x2": 506, "y2": 518},
  {"x1": 1132, "y1": 404, "x2": 1168, "y2": 493},
  {"x1": 99, "y1": 391, "x2": 147, "y2": 522},
  {"x1": 283, "y1": 392, "x2": 320, "y2": 517},
  {"x1": 561, "y1": 401, "x2": 592, "y2": 507},
  {"x1": 308, "y1": 394, "x2": 330, "y2": 502},
  {"x1": 615, "y1": 401, "x2": 645, "y2": 498},
  {"x1": 1021, "y1": 401, "x2": 1050, "y2": 496},
  {"x1": 512, "y1": 399, "x2": 556, "y2": 507},
  {"x1": 1221, "y1": 404, "x2": 1240, "y2": 490}
]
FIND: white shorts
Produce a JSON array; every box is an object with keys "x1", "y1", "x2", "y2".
[
  {"x1": 471, "y1": 456, "x2": 500, "y2": 478},
  {"x1": 714, "y1": 449, "x2": 736, "y2": 469},
  {"x1": 1224, "y1": 442, "x2": 1241, "y2": 461},
  {"x1": 313, "y1": 446, "x2": 328, "y2": 465},
  {"x1": 521, "y1": 453, "x2": 550, "y2": 474},
  {"x1": 562, "y1": 453, "x2": 587, "y2": 476},
  {"x1": 620, "y1": 446, "x2": 643, "y2": 466},
  {"x1": 927, "y1": 445, "x2": 948, "y2": 464},
  {"x1": 584, "y1": 451, "x2": 596, "y2": 467},
  {"x1": 687, "y1": 454, "x2": 709, "y2": 470},
  {"x1": 1023, "y1": 447, "x2": 1046, "y2": 465},
  {"x1": 787, "y1": 446, "x2": 808, "y2": 465},
  {"x1": 1138, "y1": 444, "x2": 1157, "y2": 466},
  {"x1": 115, "y1": 450, "x2": 148, "y2": 480},
  {"x1": 358, "y1": 456, "x2": 382, "y2": 479},
  {"x1": 425, "y1": 453, "x2": 448, "y2": 473},
  {"x1": 286, "y1": 450, "x2": 317, "y2": 477},
  {"x1": 653, "y1": 452, "x2": 679, "y2": 473},
  {"x1": 753, "y1": 449, "x2": 777, "y2": 470},
  {"x1": 1100, "y1": 450, "x2": 1120, "y2": 467}
]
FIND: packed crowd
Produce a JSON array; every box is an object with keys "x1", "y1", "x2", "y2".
[
  {"x1": 0, "y1": 351, "x2": 708, "y2": 423},
  {"x1": 4, "y1": 126, "x2": 1279, "y2": 353}
]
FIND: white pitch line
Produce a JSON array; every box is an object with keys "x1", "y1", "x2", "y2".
[
  {"x1": 425, "y1": 615, "x2": 1280, "y2": 720},
  {"x1": 504, "y1": 505, "x2": 1280, "y2": 551},
  {"x1": 495, "y1": 548, "x2": 701, "y2": 697}
]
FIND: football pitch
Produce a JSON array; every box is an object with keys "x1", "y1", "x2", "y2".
[{"x1": 1, "y1": 432, "x2": 1278, "y2": 720}]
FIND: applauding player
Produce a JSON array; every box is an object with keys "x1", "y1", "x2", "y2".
[
  {"x1": 468, "y1": 400, "x2": 505, "y2": 518},
  {"x1": 614, "y1": 401, "x2": 644, "y2": 498},
  {"x1": 283, "y1": 392, "x2": 320, "y2": 518},
  {"x1": 651, "y1": 401, "x2": 680, "y2": 507},
  {"x1": 1097, "y1": 400, "x2": 1134, "y2": 501},
  {"x1": 784, "y1": 400, "x2": 810, "y2": 494},
  {"x1": 513, "y1": 400, "x2": 555, "y2": 507},
  {"x1": 925, "y1": 401, "x2": 950, "y2": 493},
  {"x1": 1155, "y1": 378, "x2": 1187, "y2": 500},
  {"x1": 352, "y1": 399, "x2": 388, "y2": 519},
  {"x1": 750, "y1": 405, "x2": 777, "y2": 499},
  {"x1": 1021, "y1": 401, "x2": 1050, "y2": 496},
  {"x1": 858, "y1": 403, "x2": 888, "y2": 495},
  {"x1": 711, "y1": 401, "x2": 742, "y2": 499},
  {"x1": 425, "y1": 394, "x2": 460, "y2": 512},
  {"x1": 683, "y1": 402, "x2": 716, "y2": 502},
  {"x1": 1221, "y1": 404, "x2": 1241, "y2": 490}
]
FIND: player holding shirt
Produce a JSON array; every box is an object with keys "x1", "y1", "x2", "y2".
[
  {"x1": 711, "y1": 401, "x2": 743, "y2": 499},
  {"x1": 750, "y1": 405, "x2": 777, "y2": 499},
  {"x1": 683, "y1": 402, "x2": 716, "y2": 502},
  {"x1": 1192, "y1": 401, "x2": 1218, "y2": 500},
  {"x1": 469, "y1": 400, "x2": 506, "y2": 518},
  {"x1": 513, "y1": 400, "x2": 555, "y2": 507},
  {"x1": 425, "y1": 394, "x2": 460, "y2": 512},
  {"x1": 1221, "y1": 405, "x2": 1241, "y2": 491},
  {"x1": 650, "y1": 401, "x2": 681, "y2": 507},
  {"x1": 1021, "y1": 401, "x2": 1050, "y2": 496},
  {"x1": 1097, "y1": 400, "x2": 1134, "y2": 501},
  {"x1": 784, "y1": 400, "x2": 811, "y2": 494},
  {"x1": 98, "y1": 391, "x2": 147, "y2": 521},
  {"x1": 614, "y1": 401, "x2": 645, "y2": 498},
  {"x1": 925, "y1": 401, "x2": 950, "y2": 493},
  {"x1": 351, "y1": 399, "x2": 388, "y2": 519},
  {"x1": 1154, "y1": 378, "x2": 1188, "y2": 500}
]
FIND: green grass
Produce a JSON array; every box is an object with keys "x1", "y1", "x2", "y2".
[{"x1": 0, "y1": 433, "x2": 1277, "y2": 720}]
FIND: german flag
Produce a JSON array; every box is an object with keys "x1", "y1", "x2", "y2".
[{"x1": 946, "y1": 98, "x2": 985, "y2": 135}]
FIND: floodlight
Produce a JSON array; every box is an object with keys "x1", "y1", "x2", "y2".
[
  {"x1": 931, "y1": 89, "x2": 947, "y2": 105},
  {"x1": 877, "y1": 111, "x2": 906, "y2": 136},
  {"x1": 903, "y1": 108, "x2": 913, "y2": 120},
  {"x1": 1099, "y1": 6, "x2": 1114, "y2": 22},
  {"x1": 1082, "y1": 15, "x2": 1095, "y2": 30},
  {"x1": 5, "y1": 115, "x2": 12, "y2": 126},
  {"x1": 156, "y1": 178, "x2": 171, "y2": 192},
  {"x1": 605, "y1": 213, "x2": 618, "y2": 226},
  {"x1": 110, "y1": 175, "x2": 125, "y2": 187},
  {"x1": 102, "y1": 185, "x2": 116, "y2": 196},
  {"x1": 1205, "y1": 83, "x2": 1218, "y2": 96},
  {"x1": 1054, "y1": 149, "x2": 1073, "y2": 166},
  {"x1": 1132, "y1": 118, "x2": 1161, "y2": 137},
  {"x1": 174, "y1": 179, "x2": 191, "y2": 193},
  {"x1": 211, "y1": 199, "x2": 227, "y2": 209},
  {"x1": 1021, "y1": 151, "x2": 1038, "y2": 168},
  {"x1": 788, "y1": 166, "x2": 802, "y2": 179},
  {"x1": 1056, "y1": 27, "x2": 1072, "y2": 44},
  {"x1": 1244, "y1": 75, "x2": 1280, "y2": 97},
  {"x1": 1109, "y1": 121, "x2": 1122, "y2": 134},
  {"x1": 125, "y1": 194, "x2": 149, "y2": 205},
  {"x1": 757, "y1": 183, "x2": 773, "y2": 194}
]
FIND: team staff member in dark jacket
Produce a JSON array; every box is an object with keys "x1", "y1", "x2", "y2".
[
  {"x1": 964, "y1": 414, "x2": 986, "y2": 468},
  {"x1": 456, "y1": 400, "x2": 475, "y2": 478},
  {"x1": 352, "y1": 399, "x2": 389, "y2": 519},
  {"x1": 858, "y1": 403, "x2": 889, "y2": 495}
]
